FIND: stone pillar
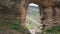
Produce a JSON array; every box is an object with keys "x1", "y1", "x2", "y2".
[
  {"x1": 42, "y1": 7, "x2": 53, "y2": 30},
  {"x1": 39, "y1": 6, "x2": 54, "y2": 34},
  {"x1": 18, "y1": 0, "x2": 30, "y2": 34}
]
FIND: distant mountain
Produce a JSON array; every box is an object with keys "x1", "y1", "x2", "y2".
[{"x1": 28, "y1": 6, "x2": 39, "y2": 8}]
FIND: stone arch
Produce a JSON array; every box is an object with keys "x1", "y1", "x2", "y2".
[
  {"x1": 18, "y1": 0, "x2": 51, "y2": 34},
  {"x1": 18, "y1": 0, "x2": 60, "y2": 34},
  {"x1": 18, "y1": 1, "x2": 44, "y2": 34}
]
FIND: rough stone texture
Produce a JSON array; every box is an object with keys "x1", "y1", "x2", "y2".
[{"x1": 0, "y1": 0, "x2": 60, "y2": 34}]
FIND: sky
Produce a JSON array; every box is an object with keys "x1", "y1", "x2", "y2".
[{"x1": 29, "y1": 3, "x2": 39, "y2": 7}]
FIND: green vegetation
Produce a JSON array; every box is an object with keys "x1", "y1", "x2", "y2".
[
  {"x1": 0, "y1": 26, "x2": 3, "y2": 33},
  {"x1": 7, "y1": 20, "x2": 19, "y2": 29},
  {"x1": 7, "y1": 20, "x2": 24, "y2": 32},
  {"x1": 0, "y1": 21, "x2": 3, "y2": 26},
  {"x1": 0, "y1": 20, "x2": 24, "y2": 32},
  {"x1": 8, "y1": 20, "x2": 20, "y2": 29},
  {"x1": 46, "y1": 25, "x2": 60, "y2": 34}
]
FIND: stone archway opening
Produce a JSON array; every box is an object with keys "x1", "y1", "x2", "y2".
[{"x1": 26, "y1": 3, "x2": 42, "y2": 34}]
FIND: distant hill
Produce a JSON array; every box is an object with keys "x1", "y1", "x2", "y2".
[{"x1": 28, "y1": 6, "x2": 39, "y2": 8}]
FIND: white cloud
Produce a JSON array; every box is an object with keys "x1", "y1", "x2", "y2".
[{"x1": 29, "y1": 3, "x2": 39, "y2": 7}]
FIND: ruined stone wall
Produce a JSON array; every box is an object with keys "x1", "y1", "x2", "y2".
[{"x1": 0, "y1": 0, "x2": 60, "y2": 34}]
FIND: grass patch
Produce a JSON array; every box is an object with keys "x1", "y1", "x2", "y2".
[
  {"x1": 7, "y1": 20, "x2": 23, "y2": 32},
  {"x1": 0, "y1": 20, "x2": 4, "y2": 32},
  {"x1": 0, "y1": 20, "x2": 24, "y2": 32},
  {"x1": 0, "y1": 27, "x2": 3, "y2": 33},
  {"x1": 8, "y1": 20, "x2": 20, "y2": 30},
  {"x1": 46, "y1": 25, "x2": 60, "y2": 34}
]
